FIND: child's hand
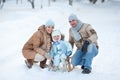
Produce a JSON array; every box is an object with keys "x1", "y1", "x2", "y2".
[{"x1": 66, "y1": 51, "x2": 72, "y2": 56}]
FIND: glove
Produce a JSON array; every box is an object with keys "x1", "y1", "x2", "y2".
[
  {"x1": 66, "y1": 51, "x2": 72, "y2": 56},
  {"x1": 35, "y1": 53, "x2": 45, "y2": 61},
  {"x1": 44, "y1": 53, "x2": 52, "y2": 60},
  {"x1": 81, "y1": 40, "x2": 90, "y2": 53}
]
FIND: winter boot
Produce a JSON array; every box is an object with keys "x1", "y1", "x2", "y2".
[
  {"x1": 52, "y1": 66, "x2": 59, "y2": 71},
  {"x1": 82, "y1": 68, "x2": 91, "y2": 74},
  {"x1": 62, "y1": 64, "x2": 68, "y2": 72},
  {"x1": 47, "y1": 60, "x2": 53, "y2": 71},
  {"x1": 81, "y1": 66, "x2": 84, "y2": 69},
  {"x1": 40, "y1": 58, "x2": 47, "y2": 69},
  {"x1": 25, "y1": 59, "x2": 33, "y2": 69},
  {"x1": 62, "y1": 59, "x2": 68, "y2": 72}
]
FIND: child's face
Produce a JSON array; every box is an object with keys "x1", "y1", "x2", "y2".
[{"x1": 53, "y1": 35, "x2": 60, "y2": 42}]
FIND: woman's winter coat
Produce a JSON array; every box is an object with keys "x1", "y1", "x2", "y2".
[{"x1": 22, "y1": 25, "x2": 52, "y2": 59}]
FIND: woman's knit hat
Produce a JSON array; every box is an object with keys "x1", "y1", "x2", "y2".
[{"x1": 45, "y1": 19, "x2": 55, "y2": 27}]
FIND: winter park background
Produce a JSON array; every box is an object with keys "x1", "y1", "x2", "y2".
[{"x1": 0, "y1": 0, "x2": 120, "y2": 80}]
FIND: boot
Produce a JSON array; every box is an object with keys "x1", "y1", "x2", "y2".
[
  {"x1": 82, "y1": 68, "x2": 91, "y2": 74},
  {"x1": 62, "y1": 58, "x2": 67, "y2": 72},
  {"x1": 47, "y1": 60, "x2": 53, "y2": 71},
  {"x1": 81, "y1": 65, "x2": 84, "y2": 69},
  {"x1": 40, "y1": 58, "x2": 47, "y2": 69},
  {"x1": 62, "y1": 64, "x2": 67, "y2": 72},
  {"x1": 25, "y1": 59, "x2": 33, "y2": 69},
  {"x1": 52, "y1": 66, "x2": 59, "y2": 71}
]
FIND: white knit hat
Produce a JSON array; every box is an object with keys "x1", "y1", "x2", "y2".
[{"x1": 52, "y1": 30, "x2": 61, "y2": 42}]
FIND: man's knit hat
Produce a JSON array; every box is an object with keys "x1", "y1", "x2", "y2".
[{"x1": 68, "y1": 14, "x2": 78, "y2": 21}]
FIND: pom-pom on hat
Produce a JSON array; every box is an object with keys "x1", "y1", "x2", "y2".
[
  {"x1": 68, "y1": 14, "x2": 78, "y2": 21},
  {"x1": 45, "y1": 19, "x2": 55, "y2": 27}
]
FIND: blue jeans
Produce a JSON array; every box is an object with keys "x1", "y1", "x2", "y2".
[{"x1": 71, "y1": 43, "x2": 98, "y2": 70}]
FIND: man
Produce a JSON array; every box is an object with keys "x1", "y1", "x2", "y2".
[
  {"x1": 68, "y1": 14, "x2": 98, "y2": 74},
  {"x1": 22, "y1": 19, "x2": 54, "y2": 69}
]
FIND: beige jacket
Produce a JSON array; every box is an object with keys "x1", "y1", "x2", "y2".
[
  {"x1": 22, "y1": 25, "x2": 52, "y2": 59},
  {"x1": 69, "y1": 23, "x2": 98, "y2": 49}
]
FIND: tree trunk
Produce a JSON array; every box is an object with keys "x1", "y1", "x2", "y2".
[
  {"x1": 40, "y1": 0, "x2": 43, "y2": 8},
  {"x1": 31, "y1": 1, "x2": 34, "y2": 9},
  {"x1": 16, "y1": 0, "x2": 18, "y2": 4},
  {"x1": 101, "y1": 0, "x2": 105, "y2": 3},
  {"x1": 3, "y1": 0, "x2": 5, "y2": 3},
  {"x1": 89, "y1": 0, "x2": 97, "y2": 4},
  {"x1": 92, "y1": 0, "x2": 97, "y2": 4},
  {"x1": 0, "y1": 0, "x2": 5, "y2": 9},
  {"x1": 48, "y1": 0, "x2": 50, "y2": 6},
  {"x1": 28, "y1": 0, "x2": 35, "y2": 9},
  {"x1": 69, "y1": 0, "x2": 73, "y2": 6},
  {"x1": 52, "y1": 0, "x2": 56, "y2": 2}
]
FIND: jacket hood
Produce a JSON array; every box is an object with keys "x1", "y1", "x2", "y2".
[{"x1": 38, "y1": 25, "x2": 45, "y2": 31}]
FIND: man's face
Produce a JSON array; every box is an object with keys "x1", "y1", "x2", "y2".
[
  {"x1": 69, "y1": 20, "x2": 78, "y2": 28},
  {"x1": 46, "y1": 26, "x2": 54, "y2": 34}
]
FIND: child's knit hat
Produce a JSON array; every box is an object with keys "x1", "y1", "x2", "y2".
[{"x1": 52, "y1": 30, "x2": 61, "y2": 42}]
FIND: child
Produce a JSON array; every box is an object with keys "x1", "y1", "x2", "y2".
[{"x1": 49, "y1": 30, "x2": 72, "y2": 72}]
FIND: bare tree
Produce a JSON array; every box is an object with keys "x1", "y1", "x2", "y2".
[
  {"x1": 40, "y1": 0, "x2": 43, "y2": 8},
  {"x1": 3, "y1": 0, "x2": 5, "y2": 2},
  {"x1": 101, "y1": 0, "x2": 105, "y2": 3},
  {"x1": 16, "y1": 0, "x2": 18, "y2": 4},
  {"x1": 16, "y1": 0, "x2": 22, "y2": 4},
  {"x1": 69, "y1": 0, "x2": 73, "y2": 6},
  {"x1": 0, "y1": 0, "x2": 5, "y2": 9},
  {"x1": 89, "y1": 0, "x2": 97, "y2": 4},
  {"x1": 28, "y1": 0, "x2": 35, "y2": 9},
  {"x1": 40, "y1": 0, "x2": 51, "y2": 9},
  {"x1": 48, "y1": 0, "x2": 51, "y2": 6},
  {"x1": 52, "y1": 0, "x2": 56, "y2": 2},
  {"x1": 89, "y1": 0, "x2": 105, "y2": 4}
]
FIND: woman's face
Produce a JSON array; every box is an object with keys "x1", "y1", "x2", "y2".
[
  {"x1": 46, "y1": 26, "x2": 54, "y2": 34},
  {"x1": 69, "y1": 20, "x2": 78, "y2": 28}
]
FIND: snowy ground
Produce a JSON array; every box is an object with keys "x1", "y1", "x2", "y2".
[{"x1": 0, "y1": 0, "x2": 120, "y2": 80}]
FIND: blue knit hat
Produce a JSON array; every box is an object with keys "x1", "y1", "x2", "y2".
[
  {"x1": 45, "y1": 19, "x2": 55, "y2": 27},
  {"x1": 68, "y1": 14, "x2": 78, "y2": 21}
]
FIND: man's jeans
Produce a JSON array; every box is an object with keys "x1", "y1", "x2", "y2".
[{"x1": 71, "y1": 43, "x2": 98, "y2": 70}]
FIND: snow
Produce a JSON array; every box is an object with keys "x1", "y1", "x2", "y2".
[{"x1": 0, "y1": 0, "x2": 120, "y2": 80}]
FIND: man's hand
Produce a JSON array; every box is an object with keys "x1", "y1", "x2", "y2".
[{"x1": 81, "y1": 40, "x2": 90, "y2": 53}]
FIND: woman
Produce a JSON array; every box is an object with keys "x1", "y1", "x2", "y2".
[{"x1": 22, "y1": 19, "x2": 54, "y2": 69}]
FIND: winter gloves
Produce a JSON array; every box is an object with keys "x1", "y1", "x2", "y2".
[
  {"x1": 81, "y1": 40, "x2": 90, "y2": 53},
  {"x1": 35, "y1": 53, "x2": 45, "y2": 61},
  {"x1": 44, "y1": 53, "x2": 52, "y2": 60},
  {"x1": 66, "y1": 51, "x2": 72, "y2": 56}
]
